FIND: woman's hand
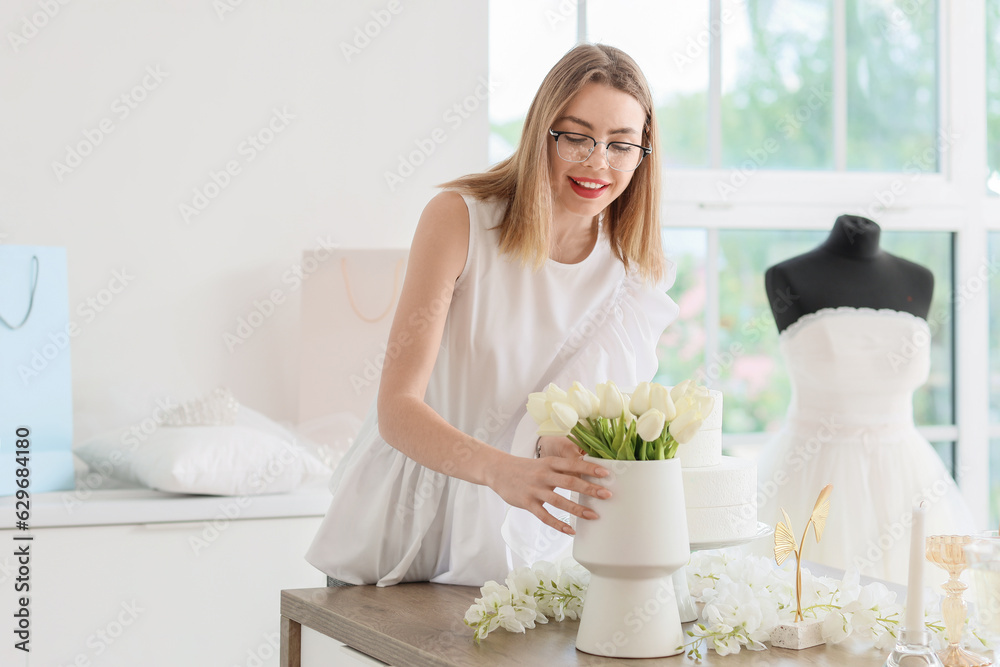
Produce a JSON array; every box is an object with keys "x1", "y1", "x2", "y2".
[{"x1": 484, "y1": 445, "x2": 612, "y2": 535}]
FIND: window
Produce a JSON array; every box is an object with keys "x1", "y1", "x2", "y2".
[
  {"x1": 989, "y1": 0, "x2": 1000, "y2": 195},
  {"x1": 990, "y1": 232, "x2": 1000, "y2": 526},
  {"x1": 590, "y1": 0, "x2": 939, "y2": 173},
  {"x1": 586, "y1": 1, "x2": 711, "y2": 167},
  {"x1": 657, "y1": 229, "x2": 708, "y2": 382},
  {"x1": 487, "y1": 0, "x2": 575, "y2": 164},
  {"x1": 720, "y1": 0, "x2": 833, "y2": 170},
  {"x1": 846, "y1": 0, "x2": 939, "y2": 171}
]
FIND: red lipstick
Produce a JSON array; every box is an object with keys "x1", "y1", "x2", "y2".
[{"x1": 568, "y1": 176, "x2": 610, "y2": 199}]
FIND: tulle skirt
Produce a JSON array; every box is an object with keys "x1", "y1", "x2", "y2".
[{"x1": 755, "y1": 416, "x2": 977, "y2": 588}]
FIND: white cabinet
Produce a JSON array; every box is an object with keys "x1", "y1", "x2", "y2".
[
  {"x1": 302, "y1": 628, "x2": 390, "y2": 666},
  {"x1": 0, "y1": 489, "x2": 340, "y2": 666}
]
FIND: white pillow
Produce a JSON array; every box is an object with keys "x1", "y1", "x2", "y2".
[{"x1": 75, "y1": 425, "x2": 331, "y2": 496}]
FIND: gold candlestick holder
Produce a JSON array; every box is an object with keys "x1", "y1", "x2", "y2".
[{"x1": 925, "y1": 535, "x2": 991, "y2": 667}]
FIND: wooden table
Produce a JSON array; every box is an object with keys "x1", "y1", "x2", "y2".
[{"x1": 280, "y1": 583, "x2": 894, "y2": 666}]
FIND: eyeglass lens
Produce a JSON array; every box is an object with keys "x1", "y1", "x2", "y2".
[{"x1": 555, "y1": 133, "x2": 644, "y2": 171}]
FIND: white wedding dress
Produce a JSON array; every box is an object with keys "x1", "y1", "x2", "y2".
[
  {"x1": 756, "y1": 307, "x2": 976, "y2": 585},
  {"x1": 305, "y1": 193, "x2": 678, "y2": 587}
]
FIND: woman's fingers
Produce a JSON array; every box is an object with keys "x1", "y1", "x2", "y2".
[
  {"x1": 551, "y1": 455, "x2": 610, "y2": 478},
  {"x1": 554, "y1": 473, "x2": 612, "y2": 501},
  {"x1": 545, "y1": 491, "x2": 599, "y2": 522},
  {"x1": 547, "y1": 458, "x2": 613, "y2": 500},
  {"x1": 486, "y1": 452, "x2": 613, "y2": 535},
  {"x1": 527, "y1": 497, "x2": 594, "y2": 536},
  {"x1": 533, "y1": 504, "x2": 575, "y2": 535}
]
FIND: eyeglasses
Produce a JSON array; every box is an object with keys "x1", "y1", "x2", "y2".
[{"x1": 548, "y1": 129, "x2": 652, "y2": 172}]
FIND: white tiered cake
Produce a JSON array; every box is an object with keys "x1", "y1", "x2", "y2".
[{"x1": 678, "y1": 391, "x2": 758, "y2": 544}]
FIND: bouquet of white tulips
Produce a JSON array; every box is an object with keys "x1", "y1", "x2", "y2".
[{"x1": 526, "y1": 379, "x2": 715, "y2": 461}]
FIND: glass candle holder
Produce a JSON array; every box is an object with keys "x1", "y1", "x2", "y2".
[
  {"x1": 926, "y1": 535, "x2": 991, "y2": 667},
  {"x1": 965, "y1": 538, "x2": 1000, "y2": 653}
]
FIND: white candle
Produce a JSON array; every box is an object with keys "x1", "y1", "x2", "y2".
[{"x1": 905, "y1": 504, "x2": 925, "y2": 632}]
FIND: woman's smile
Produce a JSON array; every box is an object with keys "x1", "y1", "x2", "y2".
[{"x1": 567, "y1": 175, "x2": 611, "y2": 199}]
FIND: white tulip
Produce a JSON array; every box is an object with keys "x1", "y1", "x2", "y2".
[
  {"x1": 549, "y1": 401, "x2": 579, "y2": 433},
  {"x1": 629, "y1": 382, "x2": 651, "y2": 415},
  {"x1": 669, "y1": 408, "x2": 704, "y2": 444},
  {"x1": 543, "y1": 383, "x2": 568, "y2": 403},
  {"x1": 622, "y1": 395, "x2": 636, "y2": 422},
  {"x1": 567, "y1": 382, "x2": 595, "y2": 419},
  {"x1": 527, "y1": 392, "x2": 549, "y2": 423},
  {"x1": 589, "y1": 391, "x2": 601, "y2": 415},
  {"x1": 649, "y1": 384, "x2": 677, "y2": 421},
  {"x1": 636, "y1": 408, "x2": 666, "y2": 442},
  {"x1": 596, "y1": 381, "x2": 625, "y2": 419},
  {"x1": 670, "y1": 379, "x2": 693, "y2": 402},
  {"x1": 694, "y1": 393, "x2": 715, "y2": 420},
  {"x1": 537, "y1": 419, "x2": 569, "y2": 437}
]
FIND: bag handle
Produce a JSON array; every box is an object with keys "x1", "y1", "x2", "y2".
[
  {"x1": 0, "y1": 255, "x2": 39, "y2": 330},
  {"x1": 340, "y1": 258, "x2": 404, "y2": 323}
]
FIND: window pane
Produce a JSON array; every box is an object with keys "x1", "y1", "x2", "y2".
[
  {"x1": 487, "y1": 0, "x2": 577, "y2": 164},
  {"x1": 990, "y1": 233, "x2": 1000, "y2": 419},
  {"x1": 992, "y1": 439, "x2": 1000, "y2": 529},
  {"x1": 716, "y1": 229, "x2": 954, "y2": 433},
  {"x1": 988, "y1": 0, "x2": 1000, "y2": 195},
  {"x1": 930, "y1": 441, "x2": 956, "y2": 479},
  {"x1": 720, "y1": 0, "x2": 834, "y2": 170},
  {"x1": 656, "y1": 229, "x2": 707, "y2": 384},
  {"x1": 717, "y1": 229, "x2": 822, "y2": 432},
  {"x1": 880, "y1": 232, "x2": 954, "y2": 425},
  {"x1": 846, "y1": 0, "x2": 939, "y2": 171},
  {"x1": 587, "y1": 2, "x2": 709, "y2": 168}
]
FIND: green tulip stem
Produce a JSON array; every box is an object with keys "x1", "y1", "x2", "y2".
[{"x1": 569, "y1": 412, "x2": 687, "y2": 462}]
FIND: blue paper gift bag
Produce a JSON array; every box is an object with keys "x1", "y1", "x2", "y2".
[{"x1": 0, "y1": 246, "x2": 75, "y2": 495}]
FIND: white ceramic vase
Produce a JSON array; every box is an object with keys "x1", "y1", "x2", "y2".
[{"x1": 573, "y1": 456, "x2": 690, "y2": 658}]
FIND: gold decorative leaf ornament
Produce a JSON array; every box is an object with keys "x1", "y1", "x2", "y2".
[
  {"x1": 773, "y1": 509, "x2": 797, "y2": 566},
  {"x1": 773, "y1": 484, "x2": 834, "y2": 622}
]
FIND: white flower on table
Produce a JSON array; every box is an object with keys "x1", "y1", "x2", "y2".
[
  {"x1": 822, "y1": 607, "x2": 853, "y2": 644},
  {"x1": 464, "y1": 558, "x2": 587, "y2": 642},
  {"x1": 462, "y1": 579, "x2": 540, "y2": 642}
]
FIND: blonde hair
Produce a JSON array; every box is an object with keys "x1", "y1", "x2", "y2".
[{"x1": 442, "y1": 43, "x2": 664, "y2": 283}]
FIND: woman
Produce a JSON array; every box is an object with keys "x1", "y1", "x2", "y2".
[{"x1": 306, "y1": 44, "x2": 679, "y2": 586}]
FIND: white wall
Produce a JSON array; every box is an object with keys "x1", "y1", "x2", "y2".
[{"x1": 0, "y1": 0, "x2": 490, "y2": 438}]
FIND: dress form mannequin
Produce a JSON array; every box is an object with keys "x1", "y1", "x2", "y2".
[
  {"x1": 755, "y1": 214, "x2": 975, "y2": 585},
  {"x1": 764, "y1": 215, "x2": 933, "y2": 332}
]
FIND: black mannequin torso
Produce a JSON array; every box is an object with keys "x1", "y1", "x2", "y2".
[{"x1": 764, "y1": 215, "x2": 934, "y2": 333}]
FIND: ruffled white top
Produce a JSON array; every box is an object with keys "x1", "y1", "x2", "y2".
[{"x1": 305, "y1": 193, "x2": 679, "y2": 586}]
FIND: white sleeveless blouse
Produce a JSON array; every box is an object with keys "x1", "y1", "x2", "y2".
[{"x1": 306, "y1": 193, "x2": 678, "y2": 586}]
